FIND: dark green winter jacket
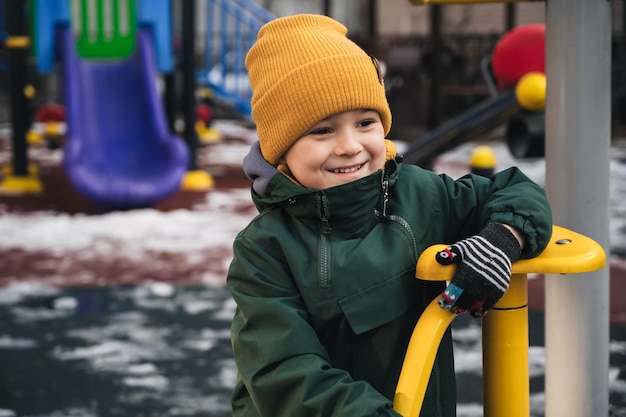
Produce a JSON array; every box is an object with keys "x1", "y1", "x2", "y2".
[{"x1": 227, "y1": 142, "x2": 552, "y2": 417}]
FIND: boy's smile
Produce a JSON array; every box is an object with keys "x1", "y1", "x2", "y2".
[
  {"x1": 281, "y1": 109, "x2": 387, "y2": 190},
  {"x1": 328, "y1": 163, "x2": 363, "y2": 174}
]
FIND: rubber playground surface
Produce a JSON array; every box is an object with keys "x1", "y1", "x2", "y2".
[{"x1": 0, "y1": 121, "x2": 625, "y2": 416}]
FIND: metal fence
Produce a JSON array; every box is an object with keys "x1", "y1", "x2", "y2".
[{"x1": 197, "y1": 0, "x2": 274, "y2": 116}]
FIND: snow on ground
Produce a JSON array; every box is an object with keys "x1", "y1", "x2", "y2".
[
  {"x1": 0, "y1": 189, "x2": 253, "y2": 254},
  {"x1": 1, "y1": 132, "x2": 625, "y2": 270}
]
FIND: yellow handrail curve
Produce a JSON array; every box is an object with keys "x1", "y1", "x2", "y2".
[
  {"x1": 415, "y1": 225, "x2": 606, "y2": 282},
  {"x1": 393, "y1": 225, "x2": 606, "y2": 416}
]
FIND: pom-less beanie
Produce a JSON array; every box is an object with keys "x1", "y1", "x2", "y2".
[{"x1": 245, "y1": 14, "x2": 392, "y2": 166}]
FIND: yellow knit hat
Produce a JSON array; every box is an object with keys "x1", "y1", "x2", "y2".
[{"x1": 246, "y1": 14, "x2": 392, "y2": 166}]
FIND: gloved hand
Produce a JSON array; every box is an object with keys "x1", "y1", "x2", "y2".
[{"x1": 436, "y1": 222, "x2": 522, "y2": 317}]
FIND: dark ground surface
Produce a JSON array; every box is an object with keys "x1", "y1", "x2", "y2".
[{"x1": 0, "y1": 283, "x2": 623, "y2": 417}]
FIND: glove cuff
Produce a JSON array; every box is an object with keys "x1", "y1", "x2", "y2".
[{"x1": 479, "y1": 222, "x2": 522, "y2": 263}]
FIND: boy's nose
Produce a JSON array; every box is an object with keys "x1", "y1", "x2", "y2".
[{"x1": 334, "y1": 131, "x2": 362, "y2": 156}]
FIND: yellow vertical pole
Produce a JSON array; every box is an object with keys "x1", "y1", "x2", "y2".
[{"x1": 482, "y1": 273, "x2": 529, "y2": 417}]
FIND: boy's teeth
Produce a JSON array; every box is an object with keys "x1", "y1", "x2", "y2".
[{"x1": 331, "y1": 164, "x2": 361, "y2": 173}]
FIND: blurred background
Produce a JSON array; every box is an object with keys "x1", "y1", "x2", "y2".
[{"x1": 0, "y1": 1, "x2": 624, "y2": 417}]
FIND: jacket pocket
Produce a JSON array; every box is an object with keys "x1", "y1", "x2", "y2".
[{"x1": 338, "y1": 271, "x2": 421, "y2": 335}]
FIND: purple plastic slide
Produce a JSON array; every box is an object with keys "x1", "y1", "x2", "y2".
[{"x1": 59, "y1": 27, "x2": 189, "y2": 210}]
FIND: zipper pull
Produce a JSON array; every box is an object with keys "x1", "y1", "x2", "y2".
[
  {"x1": 317, "y1": 194, "x2": 332, "y2": 234},
  {"x1": 381, "y1": 179, "x2": 389, "y2": 218},
  {"x1": 320, "y1": 216, "x2": 331, "y2": 234}
]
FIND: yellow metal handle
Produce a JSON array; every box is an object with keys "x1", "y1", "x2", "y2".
[
  {"x1": 482, "y1": 273, "x2": 530, "y2": 417},
  {"x1": 393, "y1": 225, "x2": 606, "y2": 417},
  {"x1": 5, "y1": 36, "x2": 30, "y2": 49},
  {"x1": 415, "y1": 225, "x2": 606, "y2": 282},
  {"x1": 393, "y1": 298, "x2": 455, "y2": 416}
]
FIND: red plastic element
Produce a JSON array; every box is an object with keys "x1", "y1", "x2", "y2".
[
  {"x1": 196, "y1": 103, "x2": 213, "y2": 123},
  {"x1": 491, "y1": 24, "x2": 545, "y2": 91},
  {"x1": 36, "y1": 104, "x2": 66, "y2": 122}
]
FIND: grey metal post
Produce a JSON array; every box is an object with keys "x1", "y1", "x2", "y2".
[{"x1": 544, "y1": 1, "x2": 611, "y2": 416}]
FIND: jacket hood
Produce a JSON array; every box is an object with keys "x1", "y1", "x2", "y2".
[{"x1": 242, "y1": 141, "x2": 401, "y2": 231}]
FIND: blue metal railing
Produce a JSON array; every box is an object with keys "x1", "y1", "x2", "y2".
[{"x1": 201, "y1": 0, "x2": 274, "y2": 117}]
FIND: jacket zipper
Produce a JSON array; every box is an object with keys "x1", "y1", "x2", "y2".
[
  {"x1": 381, "y1": 171, "x2": 390, "y2": 218},
  {"x1": 377, "y1": 172, "x2": 419, "y2": 259},
  {"x1": 382, "y1": 164, "x2": 443, "y2": 416},
  {"x1": 388, "y1": 213, "x2": 419, "y2": 259},
  {"x1": 317, "y1": 194, "x2": 332, "y2": 287}
]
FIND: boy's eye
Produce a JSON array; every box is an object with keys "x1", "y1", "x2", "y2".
[
  {"x1": 358, "y1": 119, "x2": 375, "y2": 127},
  {"x1": 310, "y1": 127, "x2": 332, "y2": 135}
]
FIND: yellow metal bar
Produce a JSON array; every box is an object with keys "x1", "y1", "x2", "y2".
[
  {"x1": 180, "y1": 170, "x2": 215, "y2": 192},
  {"x1": 5, "y1": 36, "x2": 30, "y2": 49},
  {"x1": 482, "y1": 273, "x2": 529, "y2": 417},
  {"x1": 393, "y1": 299, "x2": 456, "y2": 417},
  {"x1": 395, "y1": 225, "x2": 606, "y2": 416},
  {"x1": 0, "y1": 171, "x2": 43, "y2": 194},
  {"x1": 1, "y1": 163, "x2": 42, "y2": 194},
  {"x1": 416, "y1": 226, "x2": 606, "y2": 282},
  {"x1": 512, "y1": 226, "x2": 606, "y2": 274}
]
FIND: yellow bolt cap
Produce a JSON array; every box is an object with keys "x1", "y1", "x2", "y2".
[
  {"x1": 470, "y1": 145, "x2": 497, "y2": 169},
  {"x1": 515, "y1": 72, "x2": 546, "y2": 112}
]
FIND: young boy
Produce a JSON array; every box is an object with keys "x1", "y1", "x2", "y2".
[{"x1": 227, "y1": 14, "x2": 552, "y2": 417}]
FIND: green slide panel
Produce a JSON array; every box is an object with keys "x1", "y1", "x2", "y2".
[{"x1": 72, "y1": 0, "x2": 136, "y2": 59}]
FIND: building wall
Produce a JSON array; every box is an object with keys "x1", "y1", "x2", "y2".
[
  {"x1": 213, "y1": 0, "x2": 626, "y2": 38},
  {"x1": 377, "y1": 1, "x2": 545, "y2": 36},
  {"x1": 254, "y1": 0, "x2": 371, "y2": 35},
  {"x1": 253, "y1": 0, "x2": 625, "y2": 36},
  {"x1": 251, "y1": 0, "x2": 548, "y2": 36}
]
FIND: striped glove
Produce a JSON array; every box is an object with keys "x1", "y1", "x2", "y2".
[{"x1": 436, "y1": 222, "x2": 522, "y2": 317}]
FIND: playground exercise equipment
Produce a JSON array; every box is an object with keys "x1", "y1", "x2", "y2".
[
  {"x1": 27, "y1": 103, "x2": 66, "y2": 149},
  {"x1": 59, "y1": 24, "x2": 189, "y2": 209},
  {"x1": 0, "y1": 0, "x2": 43, "y2": 194},
  {"x1": 405, "y1": 0, "x2": 611, "y2": 413},
  {"x1": 402, "y1": 89, "x2": 520, "y2": 167},
  {"x1": 196, "y1": 102, "x2": 223, "y2": 144},
  {"x1": 393, "y1": 225, "x2": 606, "y2": 417},
  {"x1": 402, "y1": 23, "x2": 547, "y2": 167},
  {"x1": 469, "y1": 144, "x2": 497, "y2": 177},
  {"x1": 495, "y1": 24, "x2": 547, "y2": 159},
  {"x1": 505, "y1": 71, "x2": 546, "y2": 158},
  {"x1": 32, "y1": 0, "x2": 198, "y2": 209},
  {"x1": 177, "y1": 0, "x2": 215, "y2": 193},
  {"x1": 200, "y1": 0, "x2": 274, "y2": 118}
]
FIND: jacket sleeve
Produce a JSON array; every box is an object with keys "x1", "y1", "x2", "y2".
[
  {"x1": 435, "y1": 166, "x2": 553, "y2": 258},
  {"x1": 227, "y1": 233, "x2": 402, "y2": 417}
]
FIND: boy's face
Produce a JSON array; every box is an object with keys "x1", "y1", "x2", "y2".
[{"x1": 280, "y1": 109, "x2": 387, "y2": 190}]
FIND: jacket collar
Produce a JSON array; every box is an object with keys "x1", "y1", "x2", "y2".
[{"x1": 243, "y1": 141, "x2": 401, "y2": 232}]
